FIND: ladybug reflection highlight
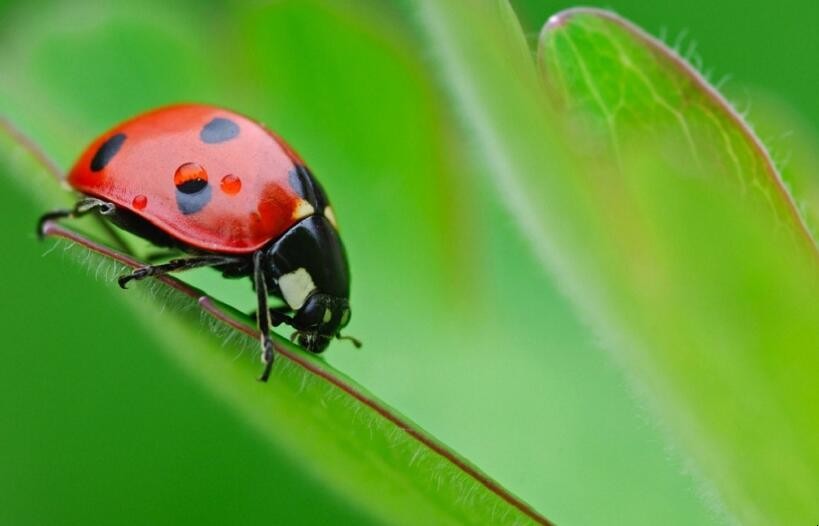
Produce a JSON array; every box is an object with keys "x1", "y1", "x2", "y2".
[{"x1": 38, "y1": 104, "x2": 359, "y2": 381}]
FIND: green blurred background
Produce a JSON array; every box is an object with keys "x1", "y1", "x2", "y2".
[{"x1": 0, "y1": 1, "x2": 815, "y2": 524}]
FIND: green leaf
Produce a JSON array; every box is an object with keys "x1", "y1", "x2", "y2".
[
  {"x1": 8, "y1": 1, "x2": 808, "y2": 524},
  {"x1": 415, "y1": 3, "x2": 819, "y2": 525},
  {"x1": 210, "y1": 6, "x2": 743, "y2": 524},
  {"x1": 538, "y1": 8, "x2": 819, "y2": 525},
  {"x1": 0, "y1": 119, "x2": 552, "y2": 526},
  {"x1": 740, "y1": 90, "x2": 819, "y2": 240},
  {"x1": 537, "y1": 7, "x2": 816, "y2": 257}
]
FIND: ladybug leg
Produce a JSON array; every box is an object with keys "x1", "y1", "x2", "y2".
[
  {"x1": 268, "y1": 305, "x2": 297, "y2": 328},
  {"x1": 37, "y1": 197, "x2": 115, "y2": 239},
  {"x1": 250, "y1": 305, "x2": 293, "y2": 327},
  {"x1": 39, "y1": 198, "x2": 133, "y2": 254},
  {"x1": 144, "y1": 250, "x2": 183, "y2": 264},
  {"x1": 117, "y1": 255, "x2": 240, "y2": 289},
  {"x1": 253, "y1": 251, "x2": 275, "y2": 382}
]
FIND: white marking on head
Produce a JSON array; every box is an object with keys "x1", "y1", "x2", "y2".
[
  {"x1": 277, "y1": 268, "x2": 316, "y2": 310},
  {"x1": 324, "y1": 206, "x2": 338, "y2": 229},
  {"x1": 292, "y1": 199, "x2": 315, "y2": 220},
  {"x1": 322, "y1": 308, "x2": 332, "y2": 323}
]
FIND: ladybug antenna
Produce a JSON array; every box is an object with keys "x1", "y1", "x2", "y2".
[{"x1": 337, "y1": 334, "x2": 362, "y2": 349}]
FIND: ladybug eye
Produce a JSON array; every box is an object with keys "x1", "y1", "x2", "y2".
[{"x1": 174, "y1": 162, "x2": 209, "y2": 194}]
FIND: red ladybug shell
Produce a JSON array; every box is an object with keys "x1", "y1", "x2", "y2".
[{"x1": 68, "y1": 104, "x2": 317, "y2": 254}]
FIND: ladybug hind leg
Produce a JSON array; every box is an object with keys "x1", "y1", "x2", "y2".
[
  {"x1": 37, "y1": 197, "x2": 115, "y2": 239},
  {"x1": 38, "y1": 197, "x2": 132, "y2": 253}
]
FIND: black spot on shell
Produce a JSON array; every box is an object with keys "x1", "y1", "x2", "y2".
[
  {"x1": 90, "y1": 133, "x2": 126, "y2": 172},
  {"x1": 288, "y1": 165, "x2": 329, "y2": 210},
  {"x1": 200, "y1": 118, "x2": 239, "y2": 144},
  {"x1": 176, "y1": 184, "x2": 212, "y2": 215}
]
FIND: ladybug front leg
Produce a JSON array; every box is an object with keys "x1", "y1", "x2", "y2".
[
  {"x1": 267, "y1": 305, "x2": 297, "y2": 328},
  {"x1": 253, "y1": 251, "x2": 275, "y2": 382},
  {"x1": 250, "y1": 305, "x2": 294, "y2": 328}
]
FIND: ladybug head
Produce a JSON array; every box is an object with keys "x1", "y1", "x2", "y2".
[{"x1": 292, "y1": 292, "x2": 351, "y2": 353}]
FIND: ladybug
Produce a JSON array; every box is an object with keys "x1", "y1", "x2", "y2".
[{"x1": 38, "y1": 104, "x2": 358, "y2": 381}]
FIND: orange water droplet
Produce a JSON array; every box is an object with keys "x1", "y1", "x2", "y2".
[
  {"x1": 132, "y1": 194, "x2": 148, "y2": 210},
  {"x1": 220, "y1": 174, "x2": 242, "y2": 195},
  {"x1": 174, "y1": 162, "x2": 208, "y2": 187}
]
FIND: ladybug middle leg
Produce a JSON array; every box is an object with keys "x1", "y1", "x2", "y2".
[{"x1": 117, "y1": 255, "x2": 241, "y2": 289}]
